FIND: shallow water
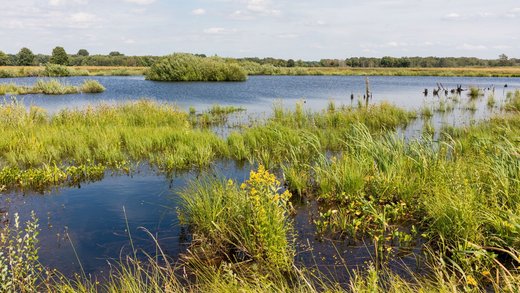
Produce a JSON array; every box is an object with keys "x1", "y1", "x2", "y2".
[{"x1": 1, "y1": 75, "x2": 519, "y2": 277}]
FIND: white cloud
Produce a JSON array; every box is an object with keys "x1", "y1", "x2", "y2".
[
  {"x1": 192, "y1": 8, "x2": 206, "y2": 15},
  {"x1": 277, "y1": 33, "x2": 299, "y2": 39},
  {"x1": 70, "y1": 12, "x2": 97, "y2": 23},
  {"x1": 122, "y1": 37, "x2": 136, "y2": 44},
  {"x1": 443, "y1": 12, "x2": 461, "y2": 20},
  {"x1": 124, "y1": 0, "x2": 155, "y2": 5},
  {"x1": 228, "y1": 0, "x2": 281, "y2": 20},
  {"x1": 49, "y1": 0, "x2": 87, "y2": 6},
  {"x1": 203, "y1": 27, "x2": 237, "y2": 35},
  {"x1": 457, "y1": 43, "x2": 488, "y2": 51}
]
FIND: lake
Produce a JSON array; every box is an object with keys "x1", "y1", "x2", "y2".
[{"x1": 1, "y1": 74, "x2": 519, "y2": 277}]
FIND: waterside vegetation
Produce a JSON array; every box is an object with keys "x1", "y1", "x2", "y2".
[{"x1": 1, "y1": 91, "x2": 520, "y2": 292}]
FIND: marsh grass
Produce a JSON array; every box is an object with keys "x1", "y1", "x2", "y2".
[
  {"x1": 468, "y1": 87, "x2": 483, "y2": 99},
  {"x1": 79, "y1": 79, "x2": 106, "y2": 93},
  {"x1": 2, "y1": 96, "x2": 520, "y2": 291},
  {"x1": 0, "y1": 100, "x2": 226, "y2": 189},
  {"x1": 504, "y1": 90, "x2": 520, "y2": 111},
  {"x1": 0, "y1": 79, "x2": 105, "y2": 95}
]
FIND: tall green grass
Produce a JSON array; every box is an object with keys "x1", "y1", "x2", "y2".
[{"x1": 0, "y1": 100, "x2": 226, "y2": 190}]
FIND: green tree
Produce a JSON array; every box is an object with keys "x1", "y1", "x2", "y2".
[
  {"x1": 16, "y1": 47, "x2": 35, "y2": 66},
  {"x1": 287, "y1": 59, "x2": 295, "y2": 67},
  {"x1": 50, "y1": 46, "x2": 69, "y2": 65},
  {"x1": 0, "y1": 51, "x2": 9, "y2": 65},
  {"x1": 77, "y1": 49, "x2": 89, "y2": 56},
  {"x1": 109, "y1": 51, "x2": 124, "y2": 56}
]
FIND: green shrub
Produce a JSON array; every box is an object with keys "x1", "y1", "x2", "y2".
[{"x1": 41, "y1": 63, "x2": 72, "y2": 77}]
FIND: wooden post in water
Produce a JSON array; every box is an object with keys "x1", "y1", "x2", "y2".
[{"x1": 365, "y1": 76, "x2": 370, "y2": 107}]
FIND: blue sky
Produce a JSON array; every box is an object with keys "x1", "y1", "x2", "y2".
[{"x1": 1, "y1": 0, "x2": 519, "y2": 60}]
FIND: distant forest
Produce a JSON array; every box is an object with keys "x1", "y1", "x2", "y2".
[{"x1": 0, "y1": 47, "x2": 518, "y2": 68}]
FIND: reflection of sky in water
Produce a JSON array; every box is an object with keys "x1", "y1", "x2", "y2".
[
  {"x1": 2, "y1": 75, "x2": 518, "y2": 115},
  {"x1": 1, "y1": 75, "x2": 519, "y2": 277}
]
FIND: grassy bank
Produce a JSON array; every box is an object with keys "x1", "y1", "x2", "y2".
[
  {"x1": 4, "y1": 64, "x2": 520, "y2": 78},
  {"x1": 0, "y1": 65, "x2": 147, "y2": 78},
  {"x1": 0, "y1": 79, "x2": 105, "y2": 95},
  {"x1": 245, "y1": 64, "x2": 520, "y2": 77}
]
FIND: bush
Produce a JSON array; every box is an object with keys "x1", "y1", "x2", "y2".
[
  {"x1": 41, "y1": 63, "x2": 71, "y2": 77},
  {"x1": 146, "y1": 53, "x2": 247, "y2": 82}
]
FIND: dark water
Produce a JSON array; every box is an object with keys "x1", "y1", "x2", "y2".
[{"x1": 1, "y1": 75, "x2": 519, "y2": 277}]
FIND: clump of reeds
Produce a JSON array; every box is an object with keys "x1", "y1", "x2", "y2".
[
  {"x1": 504, "y1": 90, "x2": 520, "y2": 111},
  {"x1": 33, "y1": 79, "x2": 78, "y2": 94},
  {"x1": 79, "y1": 79, "x2": 105, "y2": 93},
  {"x1": 468, "y1": 86, "x2": 483, "y2": 99}
]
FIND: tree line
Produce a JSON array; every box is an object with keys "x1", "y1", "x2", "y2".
[
  {"x1": 0, "y1": 47, "x2": 158, "y2": 67},
  {"x1": 0, "y1": 47, "x2": 518, "y2": 68}
]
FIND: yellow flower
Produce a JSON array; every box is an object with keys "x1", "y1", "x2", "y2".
[{"x1": 466, "y1": 275, "x2": 477, "y2": 287}]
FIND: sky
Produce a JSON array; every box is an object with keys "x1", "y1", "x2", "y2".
[{"x1": 1, "y1": 0, "x2": 519, "y2": 60}]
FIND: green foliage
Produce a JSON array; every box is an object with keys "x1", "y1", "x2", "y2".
[
  {"x1": 0, "y1": 51, "x2": 9, "y2": 66},
  {"x1": 16, "y1": 48, "x2": 35, "y2": 66},
  {"x1": 146, "y1": 53, "x2": 248, "y2": 82},
  {"x1": 77, "y1": 49, "x2": 89, "y2": 57},
  {"x1": 49, "y1": 46, "x2": 69, "y2": 65},
  {"x1": 41, "y1": 63, "x2": 72, "y2": 77}
]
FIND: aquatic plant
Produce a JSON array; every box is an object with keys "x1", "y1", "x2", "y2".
[
  {"x1": 504, "y1": 90, "x2": 520, "y2": 112},
  {"x1": 468, "y1": 87, "x2": 483, "y2": 99},
  {"x1": 79, "y1": 79, "x2": 105, "y2": 93}
]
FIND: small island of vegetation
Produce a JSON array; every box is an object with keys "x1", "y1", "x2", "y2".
[{"x1": 146, "y1": 53, "x2": 248, "y2": 82}]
